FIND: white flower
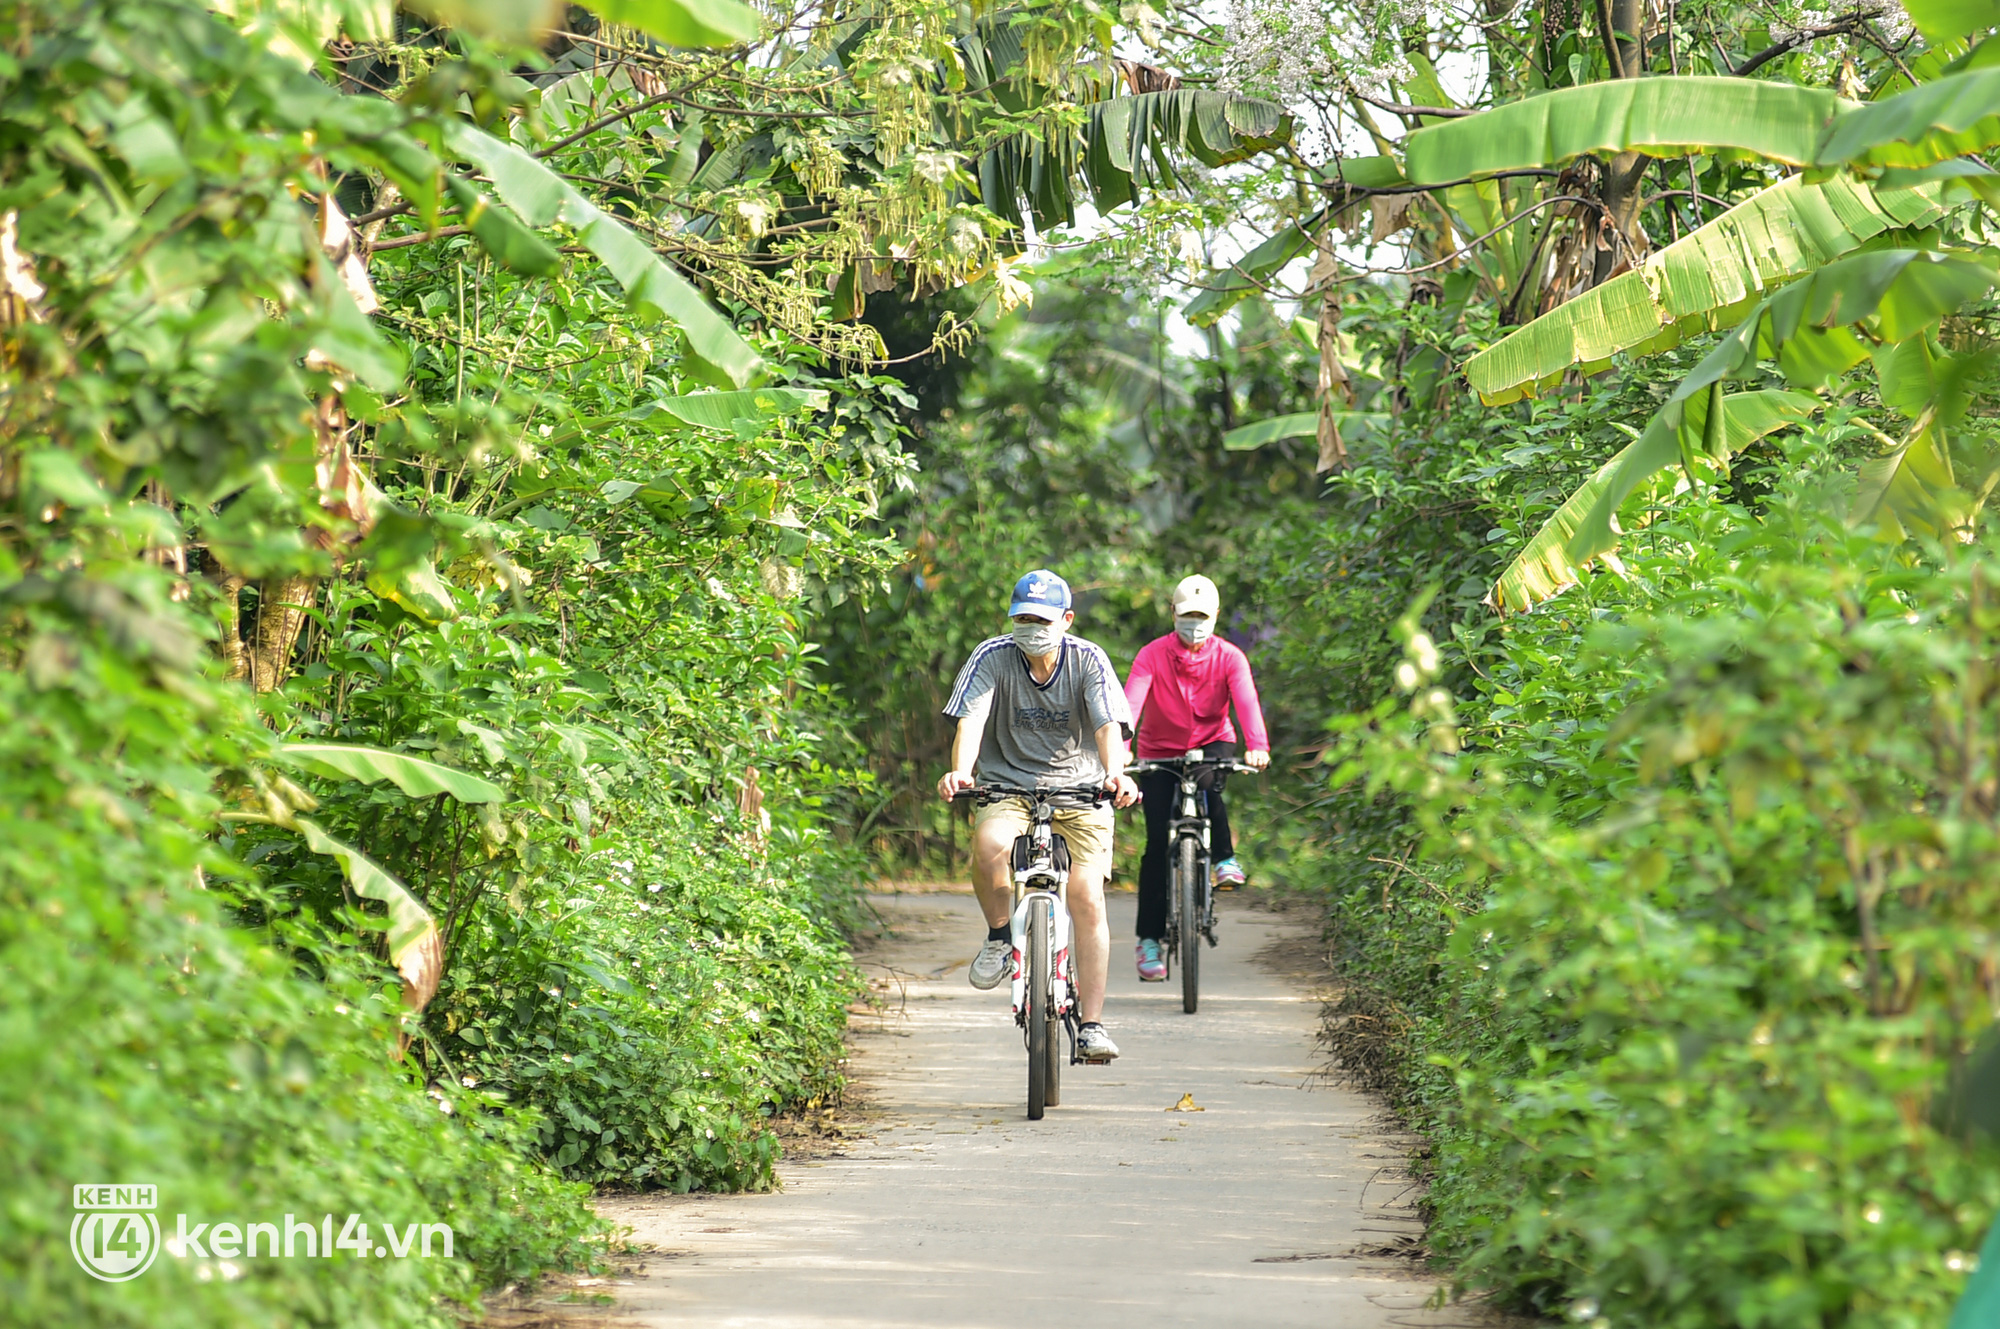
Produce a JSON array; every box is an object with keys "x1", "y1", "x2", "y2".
[{"x1": 1218, "y1": 0, "x2": 1425, "y2": 101}]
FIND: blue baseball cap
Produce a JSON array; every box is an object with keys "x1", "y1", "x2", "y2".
[{"x1": 1008, "y1": 569, "x2": 1072, "y2": 620}]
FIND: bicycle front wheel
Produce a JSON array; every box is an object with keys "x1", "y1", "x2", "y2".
[
  {"x1": 1044, "y1": 985, "x2": 1063, "y2": 1107},
  {"x1": 1026, "y1": 901, "x2": 1051, "y2": 1120},
  {"x1": 1178, "y1": 835, "x2": 1201, "y2": 1014}
]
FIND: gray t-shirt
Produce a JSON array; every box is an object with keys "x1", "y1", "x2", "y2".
[{"x1": 943, "y1": 634, "x2": 1132, "y2": 789}]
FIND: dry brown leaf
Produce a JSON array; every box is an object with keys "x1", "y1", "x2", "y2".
[{"x1": 1369, "y1": 193, "x2": 1419, "y2": 243}]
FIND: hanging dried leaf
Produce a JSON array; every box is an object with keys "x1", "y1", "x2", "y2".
[{"x1": 1369, "y1": 192, "x2": 1420, "y2": 242}]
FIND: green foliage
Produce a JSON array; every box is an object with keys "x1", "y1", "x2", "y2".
[
  {"x1": 0, "y1": 566, "x2": 604, "y2": 1329},
  {"x1": 1327, "y1": 445, "x2": 2000, "y2": 1324},
  {"x1": 441, "y1": 806, "x2": 857, "y2": 1190},
  {"x1": 0, "y1": 0, "x2": 917, "y2": 1322}
]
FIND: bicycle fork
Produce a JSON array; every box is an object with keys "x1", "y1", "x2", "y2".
[
  {"x1": 1174, "y1": 798, "x2": 1219, "y2": 946},
  {"x1": 1008, "y1": 891, "x2": 1078, "y2": 1060}
]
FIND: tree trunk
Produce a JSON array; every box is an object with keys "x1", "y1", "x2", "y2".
[
  {"x1": 215, "y1": 572, "x2": 250, "y2": 685},
  {"x1": 1590, "y1": 0, "x2": 1651, "y2": 287},
  {"x1": 246, "y1": 574, "x2": 315, "y2": 693}
]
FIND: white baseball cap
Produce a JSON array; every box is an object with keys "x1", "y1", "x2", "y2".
[{"x1": 1171, "y1": 574, "x2": 1219, "y2": 618}]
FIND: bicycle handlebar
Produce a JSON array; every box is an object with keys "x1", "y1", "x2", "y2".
[
  {"x1": 949, "y1": 783, "x2": 1111, "y2": 807},
  {"x1": 1125, "y1": 759, "x2": 1262, "y2": 778}
]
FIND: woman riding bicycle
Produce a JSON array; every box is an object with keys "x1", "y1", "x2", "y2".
[
  {"x1": 936, "y1": 569, "x2": 1139, "y2": 1062},
  {"x1": 1122, "y1": 575, "x2": 1271, "y2": 983}
]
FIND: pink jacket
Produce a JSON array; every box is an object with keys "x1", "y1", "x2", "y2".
[{"x1": 1124, "y1": 634, "x2": 1269, "y2": 759}]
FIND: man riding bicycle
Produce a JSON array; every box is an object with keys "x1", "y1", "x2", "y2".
[
  {"x1": 1123, "y1": 574, "x2": 1271, "y2": 983},
  {"x1": 937, "y1": 569, "x2": 1139, "y2": 1063}
]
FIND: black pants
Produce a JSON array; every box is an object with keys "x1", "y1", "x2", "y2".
[{"x1": 1135, "y1": 742, "x2": 1236, "y2": 942}]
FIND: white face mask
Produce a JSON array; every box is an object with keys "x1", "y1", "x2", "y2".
[
  {"x1": 1175, "y1": 614, "x2": 1213, "y2": 646},
  {"x1": 1012, "y1": 618, "x2": 1066, "y2": 656}
]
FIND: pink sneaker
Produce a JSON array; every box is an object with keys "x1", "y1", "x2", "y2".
[{"x1": 1135, "y1": 938, "x2": 1167, "y2": 982}]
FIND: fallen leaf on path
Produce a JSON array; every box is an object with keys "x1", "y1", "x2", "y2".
[{"x1": 1165, "y1": 1093, "x2": 1205, "y2": 1112}]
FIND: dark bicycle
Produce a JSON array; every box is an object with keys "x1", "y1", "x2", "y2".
[
  {"x1": 1125, "y1": 756, "x2": 1259, "y2": 1014},
  {"x1": 951, "y1": 783, "x2": 1110, "y2": 1119}
]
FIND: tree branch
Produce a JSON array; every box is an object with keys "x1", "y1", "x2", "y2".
[
  {"x1": 1731, "y1": 19, "x2": 1862, "y2": 76},
  {"x1": 1352, "y1": 91, "x2": 1476, "y2": 120}
]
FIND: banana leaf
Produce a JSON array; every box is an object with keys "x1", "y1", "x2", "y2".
[
  {"x1": 639, "y1": 386, "x2": 830, "y2": 432},
  {"x1": 1404, "y1": 77, "x2": 1849, "y2": 182},
  {"x1": 294, "y1": 817, "x2": 444, "y2": 1010},
  {"x1": 444, "y1": 175, "x2": 560, "y2": 277},
  {"x1": 1490, "y1": 390, "x2": 1817, "y2": 611},
  {"x1": 1493, "y1": 250, "x2": 1998, "y2": 609},
  {"x1": 978, "y1": 84, "x2": 1290, "y2": 233},
  {"x1": 587, "y1": 0, "x2": 763, "y2": 46},
  {"x1": 1223, "y1": 411, "x2": 1387, "y2": 451},
  {"x1": 1183, "y1": 212, "x2": 1323, "y2": 328},
  {"x1": 1905, "y1": 0, "x2": 2000, "y2": 42},
  {"x1": 1327, "y1": 156, "x2": 1409, "y2": 188},
  {"x1": 1559, "y1": 249, "x2": 1993, "y2": 554},
  {"x1": 1816, "y1": 67, "x2": 2000, "y2": 172},
  {"x1": 282, "y1": 743, "x2": 506, "y2": 803},
  {"x1": 1466, "y1": 175, "x2": 1954, "y2": 404},
  {"x1": 1851, "y1": 416, "x2": 1958, "y2": 540},
  {"x1": 445, "y1": 122, "x2": 763, "y2": 389}
]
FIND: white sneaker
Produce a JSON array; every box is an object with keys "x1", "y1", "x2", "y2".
[
  {"x1": 969, "y1": 938, "x2": 1014, "y2": 989},
  {"x1": 1077, "y1": 1023, "x2": 1119, "y2": 1062}
]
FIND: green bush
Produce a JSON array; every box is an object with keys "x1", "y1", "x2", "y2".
[
  {"x1": 1329, "y1": 447, "x2": 2000, "y2": 1326},
  {"x1": 0, "y1": 579, "x2": 603, "y2": 1329},
  {"x1": 439, "y1": 807, "x2": 858, "y2": 1191}
]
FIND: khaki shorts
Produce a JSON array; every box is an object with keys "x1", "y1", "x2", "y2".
[{"x1": 974, "y1": 799, "x2": 1115, "y2": 878}]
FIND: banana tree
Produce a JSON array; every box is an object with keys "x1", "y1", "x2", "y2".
[
  {"x1": 222, "y1": 744, "x2": 509, "y2": 1016},
  {"x1": 1480, "y1": 0, "x2": 2000, "y2": 610},
  {"x1": 1491, "y1": 250, "x2": 2000, "y2": 610},
  {"x1": 1463, "y1": 173, "x2": 1958, "y2": 405}
]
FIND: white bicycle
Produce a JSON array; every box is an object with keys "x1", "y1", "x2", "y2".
[{"x1": 954, "y1": 783, "x2": 1110, "y2": 1120}]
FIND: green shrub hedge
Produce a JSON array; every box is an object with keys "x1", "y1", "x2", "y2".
[{"x1": 1318, "y1": 450, "x2": 2000, "y2": 1326}]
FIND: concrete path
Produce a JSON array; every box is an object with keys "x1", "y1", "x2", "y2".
[{"x1": 588, "y1": 889, "x2": 1501, "y2": 1329}]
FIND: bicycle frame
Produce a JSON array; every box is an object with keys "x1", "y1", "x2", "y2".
[
  {"x1": 954, "y1": 784, "x2": 1106, "y2": 1116},
  {"x1": 1006, "y1": 815, "x2": 1074, "y2": 1050},
  {"x1": 1127, "y1": 756, "x2": 1258, "y2": 1010},
  {"x1": 1150, "y1": 762, "x2": 1218, "y2": 946}
]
